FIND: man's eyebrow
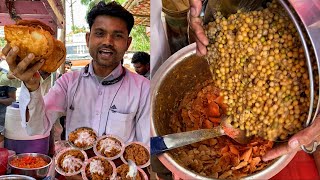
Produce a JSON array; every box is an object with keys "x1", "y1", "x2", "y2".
[
  {"x1": 113, "y1": 30, "x2": 125, "y2": 34},
  {"x1": 93, "y1": 27, "x2": 104, "y2": 31},
  {"x1": 93, "y1": 28, "x2": 126, "y2": 34}
]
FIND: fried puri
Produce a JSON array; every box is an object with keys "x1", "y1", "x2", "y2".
[{"x1": 4, "y1": 20, "x2": 66, "y2": 72}]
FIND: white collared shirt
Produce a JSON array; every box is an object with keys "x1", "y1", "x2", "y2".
[{"x1": 19, "y1": 62, "x2": 150, "y2": 145}]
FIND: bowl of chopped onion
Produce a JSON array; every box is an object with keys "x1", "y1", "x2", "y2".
[
  {"x1": 8, "y1": 153, "x2": 52, "y2": 179},
  {"x1": 68, "y1": 127, "x2": 98, "y2": 150},
  {"x1": 93, "y1": 134, "x2": 125, "y2": 161},
  {"x1": 55, "y1": 147, "x2": 88, "y2": 176}
]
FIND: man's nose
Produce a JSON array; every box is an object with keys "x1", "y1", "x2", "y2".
[{"x1": 104, "y1": 34, "x2": 114, "y2": 45}]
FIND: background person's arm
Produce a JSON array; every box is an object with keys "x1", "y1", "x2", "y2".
[
  {"x1": 0, "y1": 87, "x2": 16, "y2": 106},
  {"x1": 0, "y1": 71, "x2": 21, "y2": 87}
]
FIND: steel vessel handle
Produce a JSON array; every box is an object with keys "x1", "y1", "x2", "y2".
[
  {"x1": 150, "y1": 136, "x2": 168, "y2": 156},
  {"x1": 301, "y1": 141, "x2": 318, "y2": 154}
]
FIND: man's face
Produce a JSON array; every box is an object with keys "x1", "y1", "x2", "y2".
[
  {"x1": 86, "y1": 15, "x2": 132, "y2": 69},
  {"x1": 133, "y1": 62, "x2": 149, "y2": 75}
]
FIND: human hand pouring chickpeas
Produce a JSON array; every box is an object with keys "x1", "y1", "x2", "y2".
[{"x1": 188, "y1": 0, "x2": 320, "y2": 162}]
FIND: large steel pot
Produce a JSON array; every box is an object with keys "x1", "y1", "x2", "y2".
[
  {"x1": 151, "y1": 43, "x2": 297, "y2": 179},
  {"x1": 151, "y1": 0, "x2": 320, "y2": 178}
]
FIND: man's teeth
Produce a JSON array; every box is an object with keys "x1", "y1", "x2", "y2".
[{"x1": 100, "y1": 50, "x2": 112, "y2": 53}]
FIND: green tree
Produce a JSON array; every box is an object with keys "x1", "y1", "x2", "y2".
[
  {"x1": 71, "y1": 25, "x2": 87, "y2": 34},
  {"x1": 0, "y1": 37, "x2": 6, "y2": 48},
  {"x1": 130, "y1": 25, "x2": 150, "y2": 51}
]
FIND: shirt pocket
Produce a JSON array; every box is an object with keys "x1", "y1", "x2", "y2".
[{"x1": 106, "y1": 111, "x2": 135, "y2": 142}]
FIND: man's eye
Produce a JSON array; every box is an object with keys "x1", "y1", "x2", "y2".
[
  {"x1": 114, "y1": 34, "x2": 124, "y2": 38},
  {"x1": 95, "y1": 32, "x2": 103, "y2": 36}
]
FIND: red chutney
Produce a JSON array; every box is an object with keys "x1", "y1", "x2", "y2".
[{"x1": 11, "y1": 156, "x2": 48, "y2": 168}]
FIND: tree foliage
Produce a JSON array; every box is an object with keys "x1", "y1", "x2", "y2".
[
  {"x1": 71, "y1": 25, "x2": 87, "y2": 34},
  {"x1": 130, "y1": 25, "x2": 150, "y2": 51},
  {"x1": 0, "y1": 37, "x2": 6, "y2": 48}
]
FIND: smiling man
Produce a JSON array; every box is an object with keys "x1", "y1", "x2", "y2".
[{"x1": 2, "y1": 1, "x2": 150, "y2": 145}]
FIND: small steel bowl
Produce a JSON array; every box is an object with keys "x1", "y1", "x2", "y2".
[
  {"x1": 81, "y1": 156, "x2": 116, "y2": 180},
  {"x1": 0, "y1": 174, "x2": 36, "y2": 180},
  {"x1": 68, "y1": 127, "x2": 98, "y2": 151},
  {"x1": 93, "y1": 134, "x2": 125, "y2": 161},
  {"x1": 8, "y1": 153, "x2": 52, "y2": 179},
  {"x1": 120, "y1": 142, "x2": 150, "y2": 169},
  {"x1": 55, "y1": 147, "x2": 88, "y2": 176},
  {"x1": 116, "y1": 164, "x2": 149, "y2": 180}
]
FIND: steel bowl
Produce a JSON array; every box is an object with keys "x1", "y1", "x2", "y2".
[
  {"x1": 93, "y1": 134, "x2": 125, "y2": 161},
  {"x1": 68, "y1": 127, "x2": 98, "y2": 151},
  {"x1": 8, "y1": 153, "x2": 52, "y2": 179},
  {"x1": 151, "y1": 43, "x2": 297, "y2": 179},
  {"x1": 81, "y1": 156, "x2": 116, "y2": 180},
  {"x1": 120, "y1": 141, "x2": 151, "y2": 169},
  {"x1": 54, "y1": 147, "x2": 88, "y2": 176},
  {"x1": 0, "y1": 174, "x2": 36, "y2": 180}
]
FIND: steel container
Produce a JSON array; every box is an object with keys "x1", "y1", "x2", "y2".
[
  {"x1": 8, "y1": 153, "x2": 52, "y2": 179},
  {"x1": 0, "y1": 175, "x2": 36, "y2": 180}
]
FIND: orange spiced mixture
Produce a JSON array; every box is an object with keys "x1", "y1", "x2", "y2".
[
  {"x1": 10, "y1": 156, "x2": 48, "y2": 169},
  {"x1": 169, "y1": 81, "x2": 274, "y2": 179},
  {"x1": 123, "y1": 143, "x2": 149, "y2": 166}
]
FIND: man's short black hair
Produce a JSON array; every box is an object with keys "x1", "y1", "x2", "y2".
[
  {"x1": 87, "y1": 1, "x2": 134, "y2": 34},
  {"x1": 131, "y1": 52, "x2": 150, "y2": 65}
]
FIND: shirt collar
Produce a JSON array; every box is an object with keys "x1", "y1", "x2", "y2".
[
  {"x1": 82, "y1": 61, "x2": 123, "y2": 81},
  {"x1": 144, "y1": 71, "x2": 150, "y2": 78}
]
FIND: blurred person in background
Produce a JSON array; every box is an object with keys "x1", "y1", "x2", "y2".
[
  {"x1": 65, "y1": 61, "x2": 72, "y2": 73},
  {"x1": 58, "y1": 61, "x2": 73, "y2": 78},
  {"x1": 0, "y1": 68, "x2": 20, "y2": 88},
  {"x1": 131, "y1": 51, "x2": 150, "y2": 80},
  {"x1": 0, "y1": 84, "x2": 16, "y2": 126}
]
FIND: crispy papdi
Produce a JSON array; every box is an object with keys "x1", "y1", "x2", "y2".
[{"x1": 4, "y1": 19, "x2": 66, "y2": 72}]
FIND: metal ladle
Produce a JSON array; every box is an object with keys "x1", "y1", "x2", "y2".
[{"x1": 151, "y1": 116, "x2": 251, "y2": 155}]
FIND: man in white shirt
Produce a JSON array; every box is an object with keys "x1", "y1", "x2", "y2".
[{"x1": 2, "y1": 1, "x2": 150, "y2": 145}]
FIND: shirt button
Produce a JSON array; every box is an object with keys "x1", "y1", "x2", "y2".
[
  {"x1": 96, "y1": 112, "x2": 99, "y2": 115},
  {"x1": 99, "y1": 91, "x2": 102, "y2": 95}
]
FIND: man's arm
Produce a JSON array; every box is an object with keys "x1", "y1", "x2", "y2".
[
  {"x1": 20, "y1": 76, "x2": 67, "y2": 136},
  {"x1": 135, "y1": 80, "x2": 150, "y2": 145}
]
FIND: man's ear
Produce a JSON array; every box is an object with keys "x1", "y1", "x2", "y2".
[
  {"x1": 86, "y1": 32, "x2": 90, "y2": 48},
  {"x1": 127, "y1": 37, "x2": 132, "y2": 49}
]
